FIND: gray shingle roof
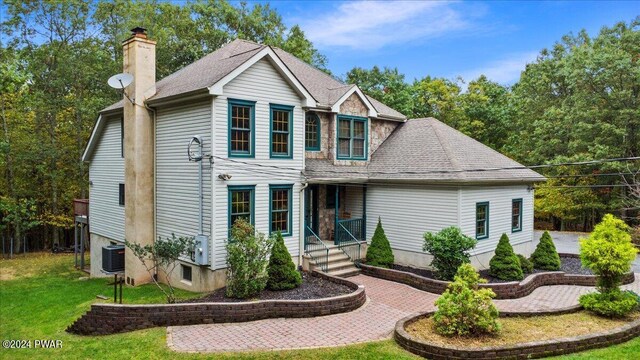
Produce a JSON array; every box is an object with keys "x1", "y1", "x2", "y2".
[
  {"x1": 304, "y1": 118, "x2": 545, "y2": 183},
  {"x1": 100, "y1": 39, "x2": 406, "y2": 120}
]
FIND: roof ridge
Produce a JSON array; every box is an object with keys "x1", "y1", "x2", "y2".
[{"x1": 429, "y1": 119, "x2": 465, "y2": 179}]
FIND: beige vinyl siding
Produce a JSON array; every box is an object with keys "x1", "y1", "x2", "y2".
[
  {"x1": 88, "y1": 115, "x2": 125, "y2": 242},
  {"x1": 212, "y1": 58, "x2": 305, "y2": 269},
  {"x1": 459, "y1": 185, "x2": 534, "y2": 255},
  {"x1": 155, "y1": 101, "x2": 213, "y2": 255},
  {"x1": 365, "y1": 186, "x2": 459, "y2": 253}
]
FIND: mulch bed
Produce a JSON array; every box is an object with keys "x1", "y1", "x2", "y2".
[
  {"x1": 181, "y1": 271, "x2": 353, "y2": 303},
  {"x1": 394, "y1": 255, "x2": 593, "y2": 284}
]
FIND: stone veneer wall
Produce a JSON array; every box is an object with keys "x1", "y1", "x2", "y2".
[
  {"x1": 395, "y1": 312, "x2": 640, "y2": 360},
  {"x1": 67, "y1": 271, "x2": 365, "y2": 336},
  {"x1": 370, "y1": 119, "x2": 398, "y2": 155},
  {"x1": 317, "y1": 184, "x2": 345, "y2": 241},
  {"x1": 360, "y1": 254, "x2": 635, "y2": 300}
]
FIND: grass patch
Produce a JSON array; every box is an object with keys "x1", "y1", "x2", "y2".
[
  {"x1": 1, "y1": 252, "x2": 638, "y2": 359},
  {"x1": 406, "y1": 311, "x2": 640, "y2": 348}
]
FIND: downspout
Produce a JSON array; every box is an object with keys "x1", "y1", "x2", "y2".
[{"x1": 299, "y1": 182, "x2": 308, "y2": 266}]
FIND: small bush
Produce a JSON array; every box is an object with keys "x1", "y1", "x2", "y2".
[
  {"x1": 517, "y1": 254, "x2": 533, "y2": 274},
  {"x1": 580, "y1": 214, "x2": 638, "y2": 292},
  {"x1": 579, "y1": 289, "x2": 638, "y2": 318},
  {"x1": 366, "y1": 218, "x2": 394, "y2": 268},
  {"x1": 433, "y1": 263, "x2": 501, "y2": 336},
  {"x1": 423, "y1": 226, "x2": 477, "y2": 281},
  {"x1": 266, "y1": 232, "x2": 302, "y2": 291},
  {"x1": 225, "y1": 219, "x2": 274, "y2": 299},
  {"x1": 531, "y1": 231, "x2": 561, "y2": 270},
  {"x1": 489, "y1": 234, "x2": 524, "y2": 281}
]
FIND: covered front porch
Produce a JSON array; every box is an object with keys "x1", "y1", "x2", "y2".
[
  {"x1": 303, "y1": 183, "x2": 367, "y2": 274},
  {"x1": 304, "y1": 183, "x2": 367, "y2": 245}
]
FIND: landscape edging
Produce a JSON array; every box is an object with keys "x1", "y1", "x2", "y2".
[
  {"x1": 360, "y1": 253, "x2": 635, "y2": 299},
  {"x1": 394, "y1": 311, "x2": 640, "y2": 360},
  {"x1": 67, "y1": 270, "x2": 365, "y2": 335}
]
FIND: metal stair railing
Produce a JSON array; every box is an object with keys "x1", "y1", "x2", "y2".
[
  {"x1": 336, "y1": 222, "x2": 364, "y2": 266},
  {"x1": 304, "y1": 226, "x2": 329, "y2": 272}
]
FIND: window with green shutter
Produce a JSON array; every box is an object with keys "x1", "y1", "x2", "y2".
[
  {"x1": 336, "y1": 115, "x2": 367, "y2": 160},
  {"x1": 476, "y1": 202, "x2": 489, "y2": 239}
]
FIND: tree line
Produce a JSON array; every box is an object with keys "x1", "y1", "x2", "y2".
[
  {"x1": 0, "y1": 0, "x2": 327, "y2": 254},
  {"x1": 0, "y1": 1, "x2": 637, "y2": 254},
  {"x1": 346, "y1": 18, "x2": 639, "y2": 232}
]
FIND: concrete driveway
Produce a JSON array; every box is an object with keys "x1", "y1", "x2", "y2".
[{"x1": 534, "y1": 230, "x2": 640, "y2": 273}]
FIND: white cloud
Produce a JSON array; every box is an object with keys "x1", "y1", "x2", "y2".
[
  {"x1": 456, "y1": 51, "x2": 539, "y2": 86},
  {"x1": 299, "y1": 1, "x2": 472, "y2": 50}
]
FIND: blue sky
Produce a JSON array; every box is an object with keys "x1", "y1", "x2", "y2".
[{"x1": 264, "y1": 0, "x2": 638, "y2": 84}]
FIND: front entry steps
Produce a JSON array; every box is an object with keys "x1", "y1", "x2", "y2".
[{"x1": 308, "y1": 246, "x2": 360, "y2": 278}]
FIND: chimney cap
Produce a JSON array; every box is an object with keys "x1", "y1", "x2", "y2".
[{"x1": 130, "y1": 27, "x2": 147, "y2": 38}]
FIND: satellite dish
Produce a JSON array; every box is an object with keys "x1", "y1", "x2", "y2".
[{"x1": 107, "y1": 73, "x2": 133, "y2": 90}]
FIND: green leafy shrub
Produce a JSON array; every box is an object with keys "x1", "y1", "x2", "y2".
[
  {"x1": 225, "y1": 219, "x2": 274, "y2": 299},
  {"x1": 125, "y1": 234, "x2": 195, "y2": 303},
  {"x1": 423, "y1": 226, "x2": 477, "y2": 281},
  {"x1": 433, "y1": 263, "x2": 501, "y2": 336},
  {"x1": 579, "y1": 289, "x2": 638, "y2": 318},
  {"x1": 366, "y1": 217, "x2": 394, "y2": 268},
  {"x1": 517, "y1": 254, "x2": 533, "y2": 273},
  {"x1": 266, "y1": 231, "x2": 302, "y2": 291},
  {"x1": 489, "y1": 234, "x2": 524, "y2": 281},
  {"x1": 580, "y1": 214, "x2": 637, "y2": 292},
  {"x1": 531, "y1": 231, "x2": 561, "y2": 270}
]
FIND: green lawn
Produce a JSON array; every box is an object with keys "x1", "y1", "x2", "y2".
[{"x1": 0, "y1": 253, "x2": 638, "y2": 359}]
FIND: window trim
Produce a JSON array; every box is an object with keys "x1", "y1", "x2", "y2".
[
  {"x1": 269, "y1": 104, "x2": 294, "y2": 159},
  {"x1": 305, "y1": 112, "x2": 321, "y2": 151},
  {"x1": 511, "y1": 198, "x2": 523, "y2": 233},
  {"x1": 227, "y1": 185, "x2": 256, "y2": 231},
  {"x1": 118, "y1": 183, "x2": 125, "y2": 206},
  {"x1": 475, "y1": 201, "x2": 489, "y2": 240},
  {"x1": 336, "y1": 115, "x2": 368, "y2": 160},
  {"x1": 269, "y1": 184, "x2": 293, "y2": 237},
  {"x1": 228, "y1": 98, "x2": 256, "y2": 158}
]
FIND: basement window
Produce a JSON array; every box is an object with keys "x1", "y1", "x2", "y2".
[
  {"x1": 181, "y1": 264, "x2": 192, "y2": 282},
  {"x1": 118, "y1": 183, "x2": 125, "y2": 206}
]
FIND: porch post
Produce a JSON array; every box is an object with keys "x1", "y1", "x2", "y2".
[
  {"x1": 334, "y1": 184, "x2": 339, "y2": 245},
  {"x1": 363, "y1": 185, "x2": 367, "y2": 241}
]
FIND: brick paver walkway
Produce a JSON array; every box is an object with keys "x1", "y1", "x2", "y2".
[{"x1": 167, "y1": 274, "x2": 640, "y2": 352}]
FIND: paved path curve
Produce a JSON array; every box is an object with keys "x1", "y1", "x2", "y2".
[{"x1": 167, "y1": 274, "x2": 640, "y2": 352}]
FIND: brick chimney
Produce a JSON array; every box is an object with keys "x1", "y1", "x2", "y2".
[{"x1": 122, "y1": 27, "x2": 156, "y2": 286}]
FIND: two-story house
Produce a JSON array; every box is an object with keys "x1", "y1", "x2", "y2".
[{"x1": 82, "y1": 28, "x2": 545, "y2": 292}]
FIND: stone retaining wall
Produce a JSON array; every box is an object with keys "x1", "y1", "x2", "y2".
[
  {"x1": 360, "y1": 254, "x2": 635, "y2": 299},
  {"x1": 67, "y1": 271, "x2": 365, "y2": 335},
  {"x1": 395, "y1": 311, "x2": 640, "y2": 360}
]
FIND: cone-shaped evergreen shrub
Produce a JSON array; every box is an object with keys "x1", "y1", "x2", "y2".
[
  {"x1": 517, "y1": 254, "x2": 533, "y2": 274},
  {"x1": 531, "y1": 231, "x2": 561, "y2": 270},
  {"x1": 266, "y1": 232, "x2": 302, "y2": 291},
  {"x1": 489, "y1": 233, "x2": 524, "y2": 281},
  {"x1": 366, "y1": 218, "x2": 394, "y2": 268}
]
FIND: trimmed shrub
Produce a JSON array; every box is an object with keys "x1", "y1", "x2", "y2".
[
  {"x1": 489, "y1": 234, "x2": 524, "y2": 281},
  {"x1": 517, "y1": 254, "x2": 533, "y2": 274},
  {"x1": 423, "y1": 226, "x2": 477, "y2": 281},
  {"x1": 433, "y1": 263, "x2": 501, "y2": 336},
  {"x1": 366, "y1": 217, "x2": 394, "y2": 268},
  {"x1": 225, "y1": 219, "x2": 274, "y2": 299},
  {"x1": 579, "y1": 214, "x2": 638, "y2": 317},
  {"x1": 531, "y1": 231, "x2": 561, "y2": 270},
  {"x1": 579, "y1": 289, "x2": 638, "y2": 318},
  {"x1": 266, "y1": 231, "x2": 302, "y2": 291}
]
